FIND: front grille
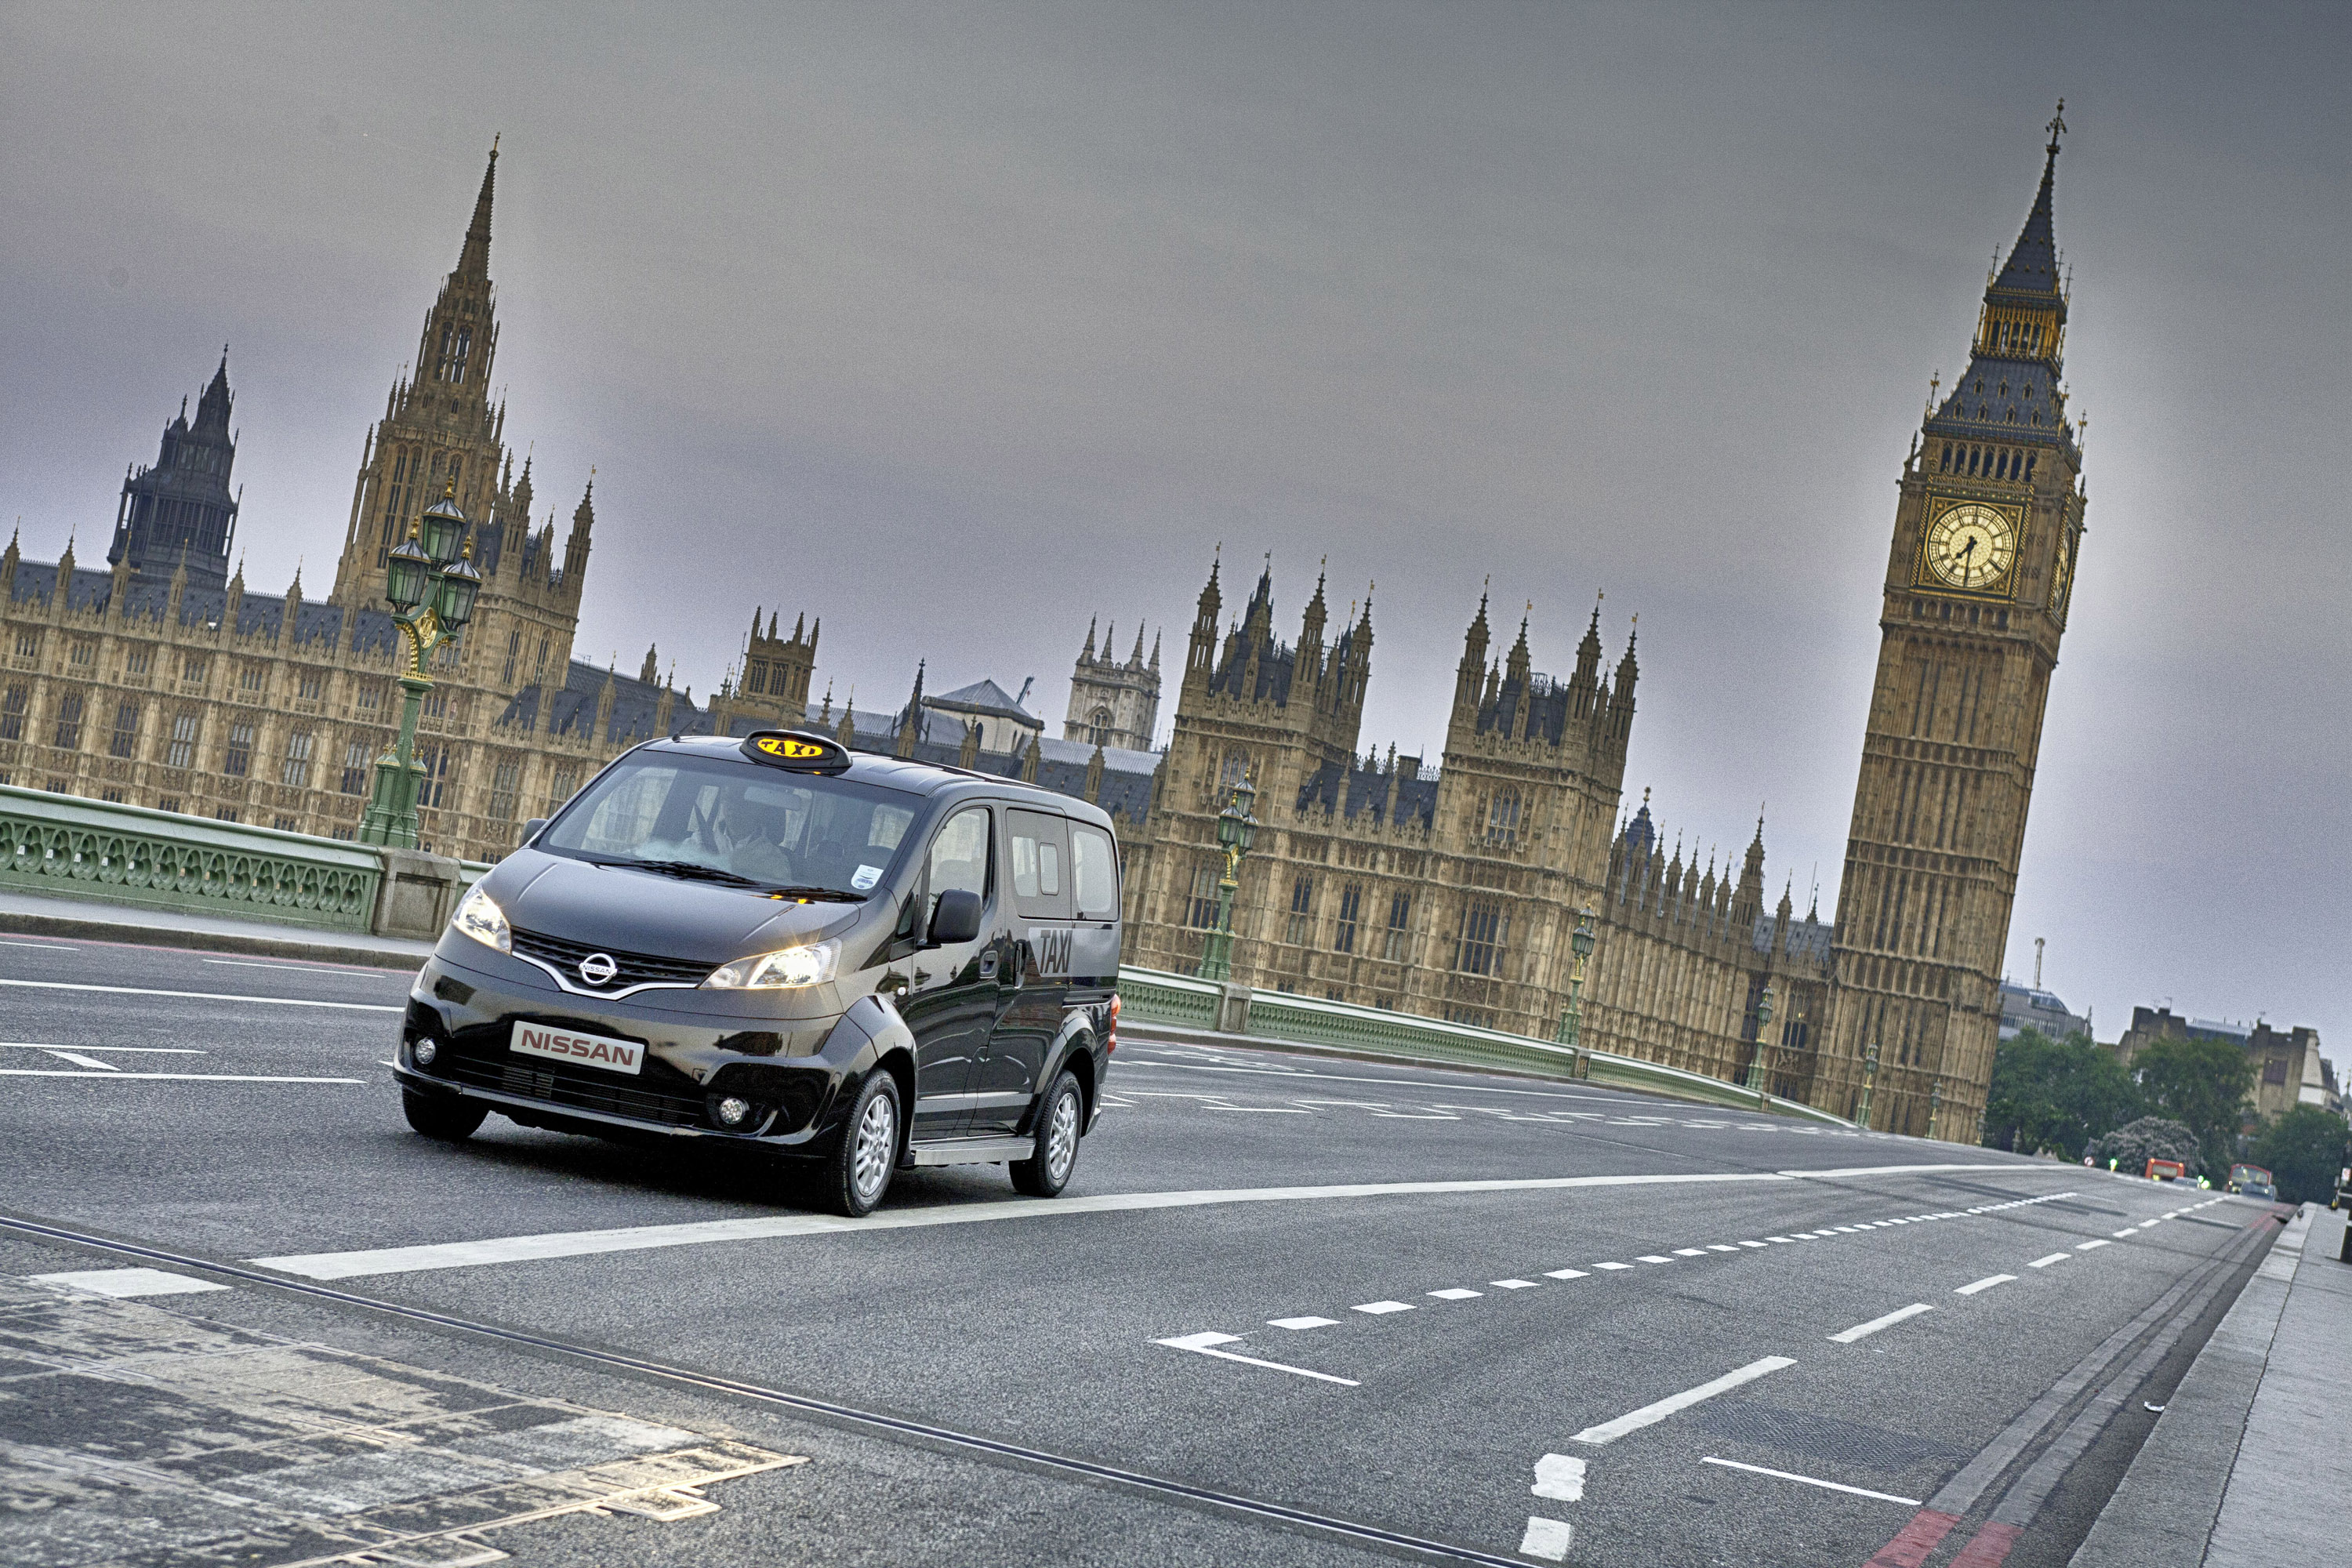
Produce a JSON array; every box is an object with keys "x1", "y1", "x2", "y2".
[
  {"x1": 425, "y1": 1025, "x2": 709, "y2": 1127},
  {"x1": 509, "y1": 927, "x2": 713, "y2": 992}
]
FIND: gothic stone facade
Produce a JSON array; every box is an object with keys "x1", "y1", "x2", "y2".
[
  {"x1": 1116, "y1": 561, "x2": 1834, "y2": 1096},
  {"x1": 0, "y1": 149, "x2": 804, "y2": 860}
]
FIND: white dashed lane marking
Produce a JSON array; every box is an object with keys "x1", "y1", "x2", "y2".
[
  {"x1": 1829, "y1": 1303, "x2": 1934, "y2": 1344},
  {"x1": 1353, "y1": 1301, "x2": 1414, "y2": 1316},
  {"x1": 1700, "y1": 1456, "x2": 1922, "y2": 1507},
  {"x1": 1956, "y1": 1274, "x2": 2016, "y2": 1295},
  {"x1": 1428, "y1": 1288, "x2": 1483, "y2": 1301},
  {"x1": 1269, "y1": 1316, "x2": 1338, "y2": 1330},
  {"x1": 31, "y1": 1267, "x2": 227, "y2": 1298},
  {"x1": 2029, "y1": 1253, "x2": 2071, "y2": 1269},
  {"x1": 1570, "y1": 1356, "x2": 1798, "y2": 1446},
  {"x1": 1152, "y1": 1331, "x2": 1360, "y2": 1386}
]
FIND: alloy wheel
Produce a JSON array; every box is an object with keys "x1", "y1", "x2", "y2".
[
  {"x1": 1045, "y1": 1087, "x2": 1080, "y2": 1184},
  {"x1": 851, "y1": 1091, "x2": 896, "y2": 1203}
]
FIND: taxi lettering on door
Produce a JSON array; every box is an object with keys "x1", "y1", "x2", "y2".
[{"x1": 1029, "y1": 926, "x2": 1075, "y2": 978}]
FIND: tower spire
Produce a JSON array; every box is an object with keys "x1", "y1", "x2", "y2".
[{"x1": 457, "y1": 137, "x2": 499, "y2": 280}]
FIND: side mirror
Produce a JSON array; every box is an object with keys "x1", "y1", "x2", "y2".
[
  {"x1": 521, "y1": 818, "x2": 547, "y2": 845},
  {"x1": 928, "y1": 889, "x2": 983, "y2": 946}
]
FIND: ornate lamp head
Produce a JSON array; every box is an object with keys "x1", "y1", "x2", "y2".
[
  {"x1": 1756, "y1": 985, "x2": 1774, "y2": 1028},
  {"x1": 1571, "y1": 905, "x2": 1597, "y2": 960},
  {"x1": 385, "y1": 528, "x2": 433, "y2": 613},
  {"x1": 418, "y1": 486, "x2": 467, "y2": 565},
  {"x1": 433, "y1": 541, "x2": 482, "y2": 630}
]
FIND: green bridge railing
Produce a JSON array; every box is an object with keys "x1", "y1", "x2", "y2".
[
  {"x1": 0, "y1": 784, "x2": 484, "y2": 937},
  {"x1": 1116, "y1": 964, "x2": 1854, "y2": 1125}
]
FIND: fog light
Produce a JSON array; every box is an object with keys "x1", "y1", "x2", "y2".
[
  {"x1": 715, "y1": 1095, "x2": 752, "y2": 1128},
  {"x1": 412, "y1": 1036, "x2": 439, "y2": 1067}
]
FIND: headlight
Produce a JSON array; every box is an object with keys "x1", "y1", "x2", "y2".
[
  {"x1": 703, "y1": 940, "x2": 838, "y2": 990},
  {"x1": 452, "y1": 884, "x2": 511, "y2": 954}
]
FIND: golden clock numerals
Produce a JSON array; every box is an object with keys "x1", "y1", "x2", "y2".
[{"x1": 1922, "y1": 502, "x2": 2017, "y2": 592}]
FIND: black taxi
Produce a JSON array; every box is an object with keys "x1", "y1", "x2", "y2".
[{"x1": 392, "y1": 731, "x2": 1122, "y2": 1215}]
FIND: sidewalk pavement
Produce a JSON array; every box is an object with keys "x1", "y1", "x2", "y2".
[
  {"x1": 2071, "y1": 1201, "x2": 2347, "y2": 1567},
  {"x1": 0, "y1": 887, "x2": 433, "y2": 969}
]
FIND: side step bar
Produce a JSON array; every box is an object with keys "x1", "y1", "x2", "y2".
[{"x1": 909, "y1": 1137, "x2": 1035, "y2": 1167}]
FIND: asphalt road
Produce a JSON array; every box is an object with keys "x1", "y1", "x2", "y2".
[{"x1": 0, "y1": 932, "x2": 2280, "y2": 1568}]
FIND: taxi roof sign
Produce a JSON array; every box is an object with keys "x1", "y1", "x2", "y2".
[{"x1": 742, "y1": 730, "x2": 853, "y2": 775}]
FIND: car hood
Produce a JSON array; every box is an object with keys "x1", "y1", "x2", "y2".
[{"x1": 492, "y1": 852, "x2": 861, "y2": 960}]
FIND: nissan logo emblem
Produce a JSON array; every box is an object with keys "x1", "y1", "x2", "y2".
[{"x1": 577, "y1": 953, "x2": 619, "y2": 987}]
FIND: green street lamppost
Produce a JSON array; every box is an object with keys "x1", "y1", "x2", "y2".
[
  {"x1": 1856, "y1": 1040, "x2": 1881, "y2": 1130},
  {"x1": 1554, "y1": 905, "x2": 1598, "y2": 1077},
  {"x1": 1927, "y1": 1078, "x2": 1945, "y2": 1142},
  {"x1": 1745, "y1": 985, "x2": 1775, "y2": 1097},
  {"x1": 358, "y1": 487, "x2": 482, "y2": 848},
  {"x1": 1196, "y1": 774, "x2": 1258, "y2": 982}
]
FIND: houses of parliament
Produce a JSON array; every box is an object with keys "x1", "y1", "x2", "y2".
[{"x1": 0, "y1": 118, "x2": 2089, "y2": 1139}]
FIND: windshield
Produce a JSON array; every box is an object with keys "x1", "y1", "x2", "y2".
[{"x1": 540, "y1": 750, "x2": 920, "y2": 897}]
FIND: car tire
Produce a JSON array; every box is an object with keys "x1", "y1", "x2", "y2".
[
  {"x1": 402, "y1": 1089, "x2": 488, "y2": 1142},
  {"x1": 823, "y1": 1071, "x2": 901, "y2": 1218},
  {"x1": 1011, "y1": 1070, "x2": 1084, "y2": 1198}
]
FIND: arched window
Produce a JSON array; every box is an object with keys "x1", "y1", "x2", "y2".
[{"x1": 1090, "y1": 706, "x2": 1112, "y2": 745}]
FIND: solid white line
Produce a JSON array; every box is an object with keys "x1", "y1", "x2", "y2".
[
  {"x1": 2028, "y1": 1253, "x2": 2070, "y2": 1268},
  {"x1": 0, "y1": 939, "x2": 79, "y2": 952},
  {"x1": 1955, "y1": 1274, "x2": 2016, "y2": 1296},
  {"x1": 0, "y1": 1069, "x2": 365, "y2": 1083},
  {"x1": 1570, "y1": 1356, "x2": 1797, "y2": 1446},
  {"x1": 1829, "y1": 1303, "x2": 1933, "y2": 1343},
  {"x1": 1700, "y1": 1456, "x2": 1922, "y2": 1506},
  {"x1": 1153, "y1": 1334, "x2": 1359, "y2": 1386},
  {"x1": 202, "y1": 958, "x2": 347, "y2": 974},
  {"x1": 0, "y1": 978, "x2": 401, "y2": 1011},
  {"x1": 240, "y1": 1164, "x2": 2007, "y2": 1283}
]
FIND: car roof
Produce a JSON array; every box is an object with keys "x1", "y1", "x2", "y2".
[{"x1": 638, "y1": 735, "x2": 1115, "y2": 826}]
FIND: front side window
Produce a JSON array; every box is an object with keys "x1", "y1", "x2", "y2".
[
  {"x1": 540, "y1": 750, "x2": 918, "y2": 897},
  {"x1": 926, "y1": 807, "x2": 992, "y2": 920}
]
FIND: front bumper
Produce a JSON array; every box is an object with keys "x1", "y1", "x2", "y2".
[{"x1": 397, "y1": 946, "x2": 866, "y2": 1154}]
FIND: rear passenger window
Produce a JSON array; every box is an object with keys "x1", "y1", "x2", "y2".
[
  {"x1": 1070, "y1": 825, "x2": 1119, "y2": 920},
  {"x1": 1007, "y1": 809, "x2": 1072, "y2": 919}
]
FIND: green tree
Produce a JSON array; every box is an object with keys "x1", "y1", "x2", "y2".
[
  {"x1": 2133, "y1": 1036, "x2": 2258, "y2": 1181},
  {"x1": 2249, "y1": 1105, "x2": 2352, "y2": 1205},
  {"x1": 1984, "y1": 1028, "x2": 2144, "y2": 1160}
]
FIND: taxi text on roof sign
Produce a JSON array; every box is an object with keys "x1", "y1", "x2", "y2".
[{"x1": 741, "y1": 730, "x2": 853, "y2": 774}]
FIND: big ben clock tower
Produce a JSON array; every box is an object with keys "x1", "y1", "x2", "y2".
[{"x1": 1824, "y1": 106, "x2": 2087, "y2": 1140}]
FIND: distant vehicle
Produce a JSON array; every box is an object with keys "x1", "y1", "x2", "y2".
[
  {"x1": 2226, "y1": 1163, "x2": 2274, "y2": 1195},
  {"x1": 2238, "y1": 1181, "x2": 2278, "y2": 1202},
  {"x1": 2145, "y1": 1158, "x2": 2188, "y2": 1181}
]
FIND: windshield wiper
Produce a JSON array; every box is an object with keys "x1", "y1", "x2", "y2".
[
  {"x1": 614, "y1": 858, "x2": 768, "y2": 888},
  {"x1": 761, "y1": 885, "x2": 867, "y2": 902}
]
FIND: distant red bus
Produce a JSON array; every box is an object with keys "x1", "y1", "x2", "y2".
[
  {"x1": 2227, "y1": 1163, "x2": 2273, "y2": 1195},
  {"x1": 2146, "y1": 1158, "x2": 2188, "y2": 1181}
]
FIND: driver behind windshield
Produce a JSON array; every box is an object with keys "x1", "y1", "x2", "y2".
[{"x1": 543, "y1": 753, "x2": 915, "y2": 896}]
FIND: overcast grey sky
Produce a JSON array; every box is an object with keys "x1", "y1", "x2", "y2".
[{"x1": 4, "y1": 2, "x2": 2347, "y2": 1054}]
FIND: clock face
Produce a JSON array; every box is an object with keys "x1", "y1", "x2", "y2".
[
  {"x1": 1922, "y1": 502, "x2": 2018, "y2": 591},
  {"x1": 2049, "y1": 532, "x2": 2074, "y2": 615}
]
